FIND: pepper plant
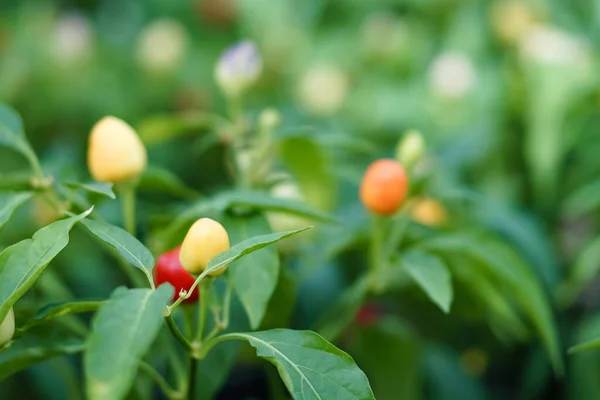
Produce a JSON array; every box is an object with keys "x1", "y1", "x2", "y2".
[{"x1": 0, "y1": 42, "x2": 376, "y2": 399}]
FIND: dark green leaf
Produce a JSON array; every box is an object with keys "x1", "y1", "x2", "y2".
[
  {"x1": 64, "y1": 182, "x2": 115, "y2": 199},
  {"x1": 223, "y1": 214, "x2": 279, "y2": 329},
  {"x1": 85, "y1": 285, "x2": 173, "y2": 400},
  {"x1": 138, "y1": 165, "x2": 200, "y2": 199},
  {"x1": 317, "y1": 276, "x2": 370, "y2": 342},
  {"x1": 0, "y1": 191, "x2": 33, "y2": 231},
  {"x1": 0, "y1": 209, "x2": 92, "y2": 321},
  {"x1": 19, "y1": 301, "x2": 103, "y2": 333},
  {"x1": 420, "y1": 233, "x2": 563, "y2": 374},
  {"x1": 402, "y1": 250, "x2": 453, "y2": 313},
  {"x1": 80, "y1": 219, "x2": 155, "y2": 287},
  {"x1": 220, "y1": 329, "x2": 375, "y2": 399},
  {"x1": 351, "y1": 318, "x2": 421, "y2": 400},
  {"x1": 0, "y1": 336, "x2": 84, "y2": 380}
]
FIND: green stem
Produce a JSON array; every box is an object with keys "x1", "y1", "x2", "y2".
[
  {"x1": 187, "y1": 357, "x2": 197, "y2": 399},
  {"x1": 222, "y1": 279, "x2": 233, "y2": 329},
  {"x1": 369, "y1": 215, "x2": 387, "y2": 292},
  {"x1": 196, "y1": 279, "x2": 212, "y2": 342},
  {"x1": 165, "y1": 315, "x2": 194, "y2": 353},
  {"x1": 139, "y1": 361, "x2": 183, "y2": 400},
  {"x1": 120, "y1": 183, "x2": 137, "y2": 236}
]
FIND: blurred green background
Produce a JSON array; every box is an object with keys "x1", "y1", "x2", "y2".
[{"x1": 3, "y1": 0, "x2": 600, "y2": 399}]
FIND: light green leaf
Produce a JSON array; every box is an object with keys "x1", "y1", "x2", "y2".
[
  {"x1": 0, "y1": 191, "x2": 33, "y2": 231},
  {"x1": 563, "y1": 175, "x2": 600, "y2": 217},
  {"x1": 200, "y1": 227, "x2": 311, "y2": 279},
  {"x1": 85, "y1": 285, "x2": 173, "y2": 400},
  {"x1": 0, "y1": 208, "x2": 92, "y2": 321},
  {"x1": 215, "y1": 190, "x2": 338, "y2": 224},
  {"x1": 64, "y1": 182, "x2": 115, "y2": 199},
  {"x1": 279, "y1": 135, "x2": 336, "y2": 210},
  {"x1": 0, "y1": 336, "x2": 84, "y2": 380},
  {"x1": 138, "y1": 165, "x2": 200, "y2": 200},
  {"x1": 136, "y1": 112, "x2": 225, "y2": 146},
  {"x1": 19, "y1": 301, "x2": 103, "y2": 333},
  {"x1": 569, "y1": 338, "x2": 600, "y2": 354},
  {"x1": 80, "y1": 219, "x2": 155, "y2": 287},
  {"x1": 223, "y1": 214, "x2": 279, "y2": 329},
  {"x1": 215, "y1": 329, "x2": 375, "y2": 400},
  {"x1": 420, "y1": 233, "x2": 563, "y2": 374},
  {"x1": 402, "y1": 250, "x2": 453, "y2": 313},
  {"x1": 0, "y1": 103, "x2": 34, "y2": 159},
  {"x1": 559, "y1": 236, "x2": 600, "y2": 307}
]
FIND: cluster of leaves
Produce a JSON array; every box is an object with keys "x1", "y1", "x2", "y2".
[{"x1": 1, "y1": 0, "x2": 600, "y2": 399}]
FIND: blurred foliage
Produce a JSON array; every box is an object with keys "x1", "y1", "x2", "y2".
[{"x1": 2, "y1": 0, "x2": 600, "y2": 398}]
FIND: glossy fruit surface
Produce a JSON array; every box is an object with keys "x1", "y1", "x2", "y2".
[
  {"x1": 154, "y1": 246, "x2": 199, "y2": 303},
  {"x1": 87, "y1": 116, "x2": 147, "y2": 182},
  {"x1": 360, "y1": 159, "x2": 409, "y2": 215},
  {"x1": 180, "y1": 218, "x2": 230, "y2": 276}
]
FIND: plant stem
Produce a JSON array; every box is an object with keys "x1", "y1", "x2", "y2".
[
  {"x1": 187, "y1": 357, "x2": 197, "y2": 399},
  {"x1": 165, "y1": 315, "x2": 194, "y2": 353},
  {"x1": 139, "y1": 361, "x2": 183, "y2": 400},
  {"x1": 120, "y1": 183, "x2": 137, "y2": 236},
  {"x1": 369, "y1": 214, "x2": 387, "y2": 292},
  {"x1": 196, "y1": 279, "x2": 211, "y2": 342}
]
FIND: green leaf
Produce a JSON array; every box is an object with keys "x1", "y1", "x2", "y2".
[
  {"x1": 559, "y1": 236, "x2": 600, "y2": 307},
  {"x1": 420, "y1": 233, "x2": 563, "y2": 374},
  {"x1": 352, "y1": 318, "x2": 421, "y2": 400},
  {"x1": 64, "y1": 182, "x2": 116, "y2": 199},
  {"x1": 136, "y1": 112, "x2": 225, "y2": 146},
  {"x1": 278, "y1": 135, "x2": 336, "y2": 210},
  {"x1": 138, "y1": 165, "x2": 201, "y2": 200},
  {"x1": 223, "y1": 214, "x2": 279, "y2": 329},
  {"x1": 0, "y1": 191, "x2": 33, "y2": 231},
  {"x1": 217, "y1": 329, "x2": 375, "y2": 399},
  {"x1": 0, "y1": 208, "x2": 92, "y2": 321},
  {"x1": 402, "y1": 250, "x2": 453, "y2": 313},
  {"x1": 0, "y1": 103, "x2": 34, "y2": 159},
  {"x1": 0, "y1": 103, "x2": 24, "y2": 135},
  {"x1": 0, "y1": 336, "x2": 84, "y2": 380},
  {"x1": 563, "y1": 176, "x2": 600, "y2": 217},
  {"x1": 85, "y1": 285, "x2": 173, "y2": 400},
  {"x1": 80, "y1": 219, "x2": 155, "y2": 287},
  {"x1": 19, "y1": 301, "x2": 103, "y2": 333},
  {"x1": 317, "y1": 276, "x2": 370, "y2": 342},
  {"x1": 569, "y1": 338, "x2": 600, "y2": 354},
  {"x1": 200, "y1": 227, "x2": 312, "y2": 279},
  {"x1": 215, "y1": 190, "x2": 338, "y2": 224}
]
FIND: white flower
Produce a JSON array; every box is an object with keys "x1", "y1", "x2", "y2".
[
  {"x1": 297, "y1": 64, "x2": 349, "y2": 117},
  {"x1": 428, "y1": 52, "x2": 476, "y2": 100},
  {"x1": 215, "y1": 40, "x2": 262, "y2": 98},
  {"x1": 136, "y1": 19, "x2": 188, "y2": 74},
  {"x1": 520, "y1": 25, "x2": 590, "y2": 69},
  {"x1": 52, "y1": 13, "x2": 93, "y2": 65}
]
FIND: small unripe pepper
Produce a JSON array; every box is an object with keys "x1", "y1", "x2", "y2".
[
  {"x1": 154, "y1": 246, "x2": 199, "y2": 303},
  {"x1": 87, "y1": 116, "x2": 147, "y2": 183},
  {"x1": 396, "y1": 129, "x2": 425, "y2": 169},
  {"x1": 410, "y1": 198, "x2": 447, "y2": 227},
  {"x1": 360, "y1": 159, "x2": 409, "y2": 215},
  {"x1": 0, "y1": 308, "x2": 15, "y2": 347},
  {"x1": 179, "y1": 218, "x2": 230, "y2": 276}
]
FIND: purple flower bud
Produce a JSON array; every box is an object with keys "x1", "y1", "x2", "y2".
[{"x1": 215, "y1": 40, "x2": 262, "y2": 97}]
